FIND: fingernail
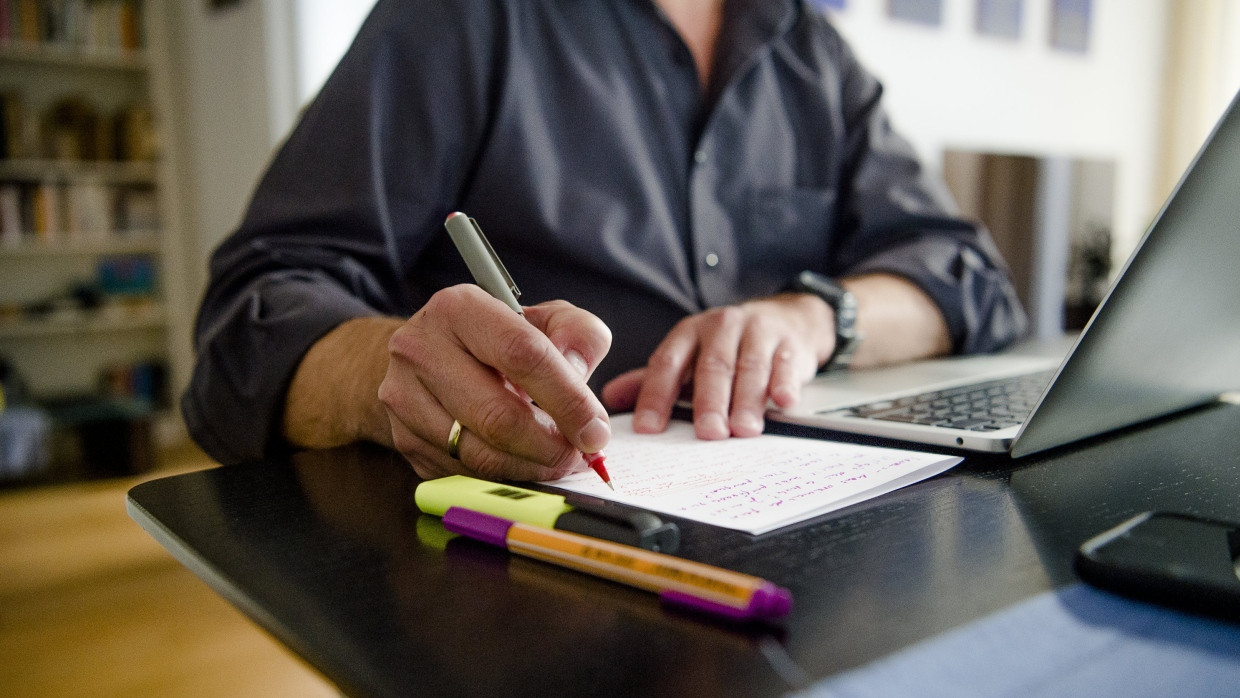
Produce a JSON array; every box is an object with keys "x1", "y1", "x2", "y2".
[
  {"x1": 633, "y1": 409, "x2": 662, "y2": 433},
  {"x1": 734, "y1": 411, "x2": 763, "y2": 435},
  {"x1": 579, "y1": 417, "x2": 611, "y2": 453},
  {"x1": 697, "y1": 412, "x2": 729, "y2": 439},
  {"x1": 565, "y1": 350, "x2": 589, "y2": 377},
  {"x1": 770, "y1": 386, "x2": 797, "y2": 408}
]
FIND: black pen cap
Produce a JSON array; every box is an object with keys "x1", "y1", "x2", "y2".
[{"x1": 555, "y1": 505, "x2": 680, "y2": 553}]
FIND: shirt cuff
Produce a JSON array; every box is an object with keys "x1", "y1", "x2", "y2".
[
  {"x1": 847, "y1": 237, "x2": 1027, "y2": 354},
  {"x1": 182, "y1": 272, "x2": 383, "y2": 465}
]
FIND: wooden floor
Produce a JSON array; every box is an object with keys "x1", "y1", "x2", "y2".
[{"x1": 0, "y1": 444, "x2": 337, "y2": 697}]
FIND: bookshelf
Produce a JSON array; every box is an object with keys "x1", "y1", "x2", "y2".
[{"x1": 0, "y1": 1, "x2": 184, "y2": 483}]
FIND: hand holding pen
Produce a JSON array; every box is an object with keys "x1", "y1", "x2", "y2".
[
  {"x1": 443, "y1": 212, "x2": 615, "y2": 488},
  {"x1": 376, "y1": 214, "x2": 613, "y2": 483}
]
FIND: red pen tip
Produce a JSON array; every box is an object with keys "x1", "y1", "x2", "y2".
[{"x1": 585, "y1": 452, "x2": 614, "y2": 490}]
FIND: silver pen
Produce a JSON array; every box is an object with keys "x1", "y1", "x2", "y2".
[
  {"x1": 443, "y1": 212, "x2": 614, "y2": 489},
  {"x1": 444, "y1": 211, "x2": 524, "y2": 314}
]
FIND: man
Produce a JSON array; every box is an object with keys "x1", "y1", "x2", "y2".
[{"x1": 184, "y1": 0, "x2": 1025, "y2": 482}]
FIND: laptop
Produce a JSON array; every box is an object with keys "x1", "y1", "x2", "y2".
[{"x1": 771, "y1": 89, "x2": 1240, "y2": 458}]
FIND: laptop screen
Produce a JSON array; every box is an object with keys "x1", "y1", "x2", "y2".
[{"x1": 1012, "y1": 88, "x2": 1240, "y2": 456}]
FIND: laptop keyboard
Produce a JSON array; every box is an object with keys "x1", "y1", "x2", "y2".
[{"x1": 839, "y1": 370, "x2": 1056, "y2": 432}]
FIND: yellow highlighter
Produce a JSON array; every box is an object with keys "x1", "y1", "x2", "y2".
[{"x1": 415, "y1": 475, "x2": 679, "y2": 552}]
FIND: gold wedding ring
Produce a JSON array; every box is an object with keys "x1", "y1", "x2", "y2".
[{"x1": 447, "y1": 419, "x2": 463, "y2": 460}]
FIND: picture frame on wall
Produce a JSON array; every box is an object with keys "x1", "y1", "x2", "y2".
[
  {"x1": 976, "y1": 0, "x2": 1023, "y2": 39},
  {"x1": 1049, "y1": 0, "x2": 1092, "y2": 53},
  {"x1": 888, "y1": 0, "x2": 944, "y2": 27},
  {"x1": 811, "y1": 0, "x2": 847, "y2": 11}
]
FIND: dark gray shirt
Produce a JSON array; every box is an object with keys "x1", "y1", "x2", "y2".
[{"x1": 184, "y1": 0, "x2": 1026, "y2": 464}]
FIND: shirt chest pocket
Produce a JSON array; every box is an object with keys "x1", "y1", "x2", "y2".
[{"x1": 737, "y1": 188, "x2": 837, "y2": 296}]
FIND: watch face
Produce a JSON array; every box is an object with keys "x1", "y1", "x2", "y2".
[
  {"x1": 794, "y1": 272, "x2": 859, "y2": 370},
  {"x1": 835, "y1": 293, "x2": 857, "y2": 329},
  {"x1": 796, "y1": 271, "x2": 847, "y2": 306}
]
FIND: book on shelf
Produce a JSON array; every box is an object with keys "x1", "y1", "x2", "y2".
[
  {"x1": 43, "y1": 96, "x2": 110, "y2": 161},
  {"x1": 14, "y1": 0, "x2": 41, "y2": 44},
  {"x1": 96, "y1": 254, "x2": 156, "y2": 296},
  {"x1": 114, "y1": 183, "x2": 156, "y2": 231},
  {"x1": 1, "y1": 0, "x2": 158, "y2": 172},
  {"x1": 113, "y1": 101, "x2": 156, "y2": 161},
  {"x1": 0, "y1": 0, "x2": 144, "y2": 53},
  {"x1": 0, "y1": 91, "x2": 30, "y2": 160},
  {"x1": 0, "y1": 87, "x2": 157, "y2": 164},
  {"x1": 99, "y1": 357, "x2": 167, "y2": 408},
  {"x1": 0, "y1": 182, "x2": 19, "y2": 247},
  {"x1": 30, "y1": 178, "x2": 58, "y2": 241},
  {"x1": 0, "y1": 93, "x2": 162, "y2": 246},
  {"x1": 0, "y1": 179, "x2": 158, "y2": 247},
  {"x1": 63, "y1": 177, "x2": 110, "y2": 238}
]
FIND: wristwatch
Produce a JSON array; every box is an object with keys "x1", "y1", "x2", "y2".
[{"x1": 791, "y1": 270, "x2": 861, "y2": 371}]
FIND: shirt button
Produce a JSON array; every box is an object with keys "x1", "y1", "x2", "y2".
[
  {"x1": 704, "y1": 253, "x2": 719, "y2": 267},
  {"x1": 694, "y1": 150, "x2": 708, "y2": 164}
]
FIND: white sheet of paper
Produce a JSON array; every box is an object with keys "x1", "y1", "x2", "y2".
[{"x1": 543, "y1": 414, "x2": 962, "y2": 535}]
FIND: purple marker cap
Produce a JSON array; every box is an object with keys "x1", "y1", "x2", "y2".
[
  {"x1": 443, "y1": 507, "x2": 514, "y2": 547},
  {"x1": 661, "y1": 582, "x2": 793, "y2": 622}
]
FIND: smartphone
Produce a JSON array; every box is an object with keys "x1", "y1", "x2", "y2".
[{"x1": 1075, "y1": 511, "x2": 1240, "y2": 623}]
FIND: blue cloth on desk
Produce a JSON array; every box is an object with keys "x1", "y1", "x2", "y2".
[{"x1": 798, "y1": 584, "x2": 1240, "y2": 697}]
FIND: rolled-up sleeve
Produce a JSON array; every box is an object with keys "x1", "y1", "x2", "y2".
[
  {"x1": 824, "y1": 27, "x2": 1027, "y2": 353},
  {"x1": 182, "y1": 247, "x2": 390, "y2": 464},
  {"x1": 182, "y1": 0, "x2": 501, "y2": 464}
]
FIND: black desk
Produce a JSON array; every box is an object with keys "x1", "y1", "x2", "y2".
[{"x1": 128, "y1": 402, "x2": 1240, "y2": 697}]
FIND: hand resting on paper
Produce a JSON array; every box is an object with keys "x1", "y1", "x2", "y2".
[{"x1": 602, "y1": 274, "x2": 953, "y2": 441}]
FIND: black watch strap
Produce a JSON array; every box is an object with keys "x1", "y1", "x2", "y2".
[{"x1": 791, "y1": 271, "x2": 861, "y2": 371}]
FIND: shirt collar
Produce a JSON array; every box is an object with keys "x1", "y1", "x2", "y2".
[{"x1": 712, "y1": 0, "x2": 798, "y2": 95}]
